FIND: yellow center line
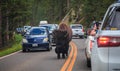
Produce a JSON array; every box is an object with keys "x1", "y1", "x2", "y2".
[
  {"x1": 67, "y1": 42, "x2": 77, "y2": 71},
  {"x1": 60, "y1": 41, "x2": 77, "y2": 71},
  {"x1": 60, "y1": 42, "x2": 74, "y2": 71}
]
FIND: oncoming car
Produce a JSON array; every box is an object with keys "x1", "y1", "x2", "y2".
[
  {"x1": 91, "y1": 2, "x2": 120, "y2": 71},
  {"x1": 40, "y1": 24, "x2": 58, "y2": 43},
  {"x1": 22, "y1": 27, "x2": 52, "y2": 52},
  {"x1": 40, "y1": 24, "x2": 58, "y2": 34}
]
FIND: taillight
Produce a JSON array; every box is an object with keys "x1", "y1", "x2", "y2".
[
  {"x1": 97, "y1": 36, "x2": 120, "y2": 47},
  {"x1": 82, "y1": 29, "x2": 84, "y2": 32}
]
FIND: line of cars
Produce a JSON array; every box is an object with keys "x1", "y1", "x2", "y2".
[
  {"x1": 85, "y1": 2, "x2": 120, "y2": 71},
  {"x1": 21, "y1": 23, "x2": 85, "y2": 52},
  {"x1": 22, "y1": 23, "x2": 58, "y2": 52}
]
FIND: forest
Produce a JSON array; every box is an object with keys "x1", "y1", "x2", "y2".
[{"x1": 0, "y1": 0, "x2": 115, "y2": 47}]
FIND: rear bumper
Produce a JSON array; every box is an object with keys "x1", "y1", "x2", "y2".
[
  {"x1": 92, "y1": 53, "x2": 120, "y2": 71},
  {"x1": 22, "y1": 43, "x2": 49, "y2": 50},
  {"x1": 92, "y1": 48, "x2": 120, "y2": 71},
  {"x1": 72, "y1": 32, "x2": 84, "y2": 36}
]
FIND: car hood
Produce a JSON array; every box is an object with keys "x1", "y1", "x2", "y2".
[
  {"x1": 26, "y1": 35, "x2": 47, "y2": 39},
  {"x1": 25, "y1": 35, "x2": 48, "y2": 43}
]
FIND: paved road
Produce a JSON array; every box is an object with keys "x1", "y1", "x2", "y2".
[
  {"x1": 72, "y1": 38, "x2": 91, "y2": 71},
  {"x1": 0, "y1": 38, "x2": 91, "y2": 71}
]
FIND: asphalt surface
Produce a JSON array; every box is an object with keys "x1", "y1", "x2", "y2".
[
  {"x1": 0, "y1": 38, "x2": 91, "y2": 71},
  {"x1": 72, "y1": 37, "x2": 91, "y2": 71}
]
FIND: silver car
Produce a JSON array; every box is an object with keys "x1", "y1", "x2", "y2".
[{"x1": 91, "y1": 2, "x2": 120, "y2": 71}]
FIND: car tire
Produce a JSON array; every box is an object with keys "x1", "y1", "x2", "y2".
[
  {"x1": 47, "y1": 44, "x2": 52, "y2": 51},
  {"x1": 22, "y1": 47, "x2": 27, "y2": 52},
  {"x1": 85, "y1": 48, "x2": 91, "y2": 67},
  {"x1": 79, "y1": 36, "x2": 84, "y2": 39},
  {"x1": 79, "y1": 36, "x2": 82, "y2": 39},
  {"x1": 47, "y1": 47, "x2": 52, "y2": 51},
  {"x1": 87, "y1": 58, "x2": 91, "y2": 67}
]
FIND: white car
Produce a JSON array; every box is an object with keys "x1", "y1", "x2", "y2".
[
  {"x1": 85, "y1": 35, "x2": 94, "y2": 67},
  {"x1": 70, "y1": 24, "x2": 84, "y2": 38},
  {"x1": 39, "y1": 20, "x2": 48, "y2": 25},
  {"x1": 91, "y1": 2, "x2": 120, "y2": 71}
]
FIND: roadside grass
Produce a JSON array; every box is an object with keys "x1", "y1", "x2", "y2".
[{"x1": 0, "y1": 34, "x2": 22, "y2": 57}]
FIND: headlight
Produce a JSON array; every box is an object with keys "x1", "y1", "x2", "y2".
[
  {"x1": 22, "y1": 38, "x2": 28, "y2": 43},
  {"x1": 43, "y1": 38, "x2": 48, "y2": 42}
]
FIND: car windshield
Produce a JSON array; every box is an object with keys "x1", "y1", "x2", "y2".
[
  {"x1": 30, "y1": 28, "x2": 46, "y2": 35},
  {"x1": 102, "y1": 7, "x2": 120, "y2": 30},
  {"x1": 71, "y1": 25, "x2": 82, "y2": 29},
  {"x1": 41, "y1": 26, "x2": 51, "y2": 30},
  {"x1": 41, "y1": 25, "x2": 56, "y2": 30}
]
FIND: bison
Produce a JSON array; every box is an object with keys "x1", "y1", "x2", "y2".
[{"x1": 52, "y1": 23, "x2": 72, "y2": 59}]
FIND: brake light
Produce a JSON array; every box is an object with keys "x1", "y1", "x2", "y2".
[
  {"x1": 97, "y1": 36, "x2": 120, "y2": 47},
  {"x1": 82, "y1": 29, "x2": 84, "y2": 32}
]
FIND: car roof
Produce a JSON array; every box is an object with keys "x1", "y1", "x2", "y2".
[
  {"x1": 110, "y1": 3, "x2": 120, "y2": 7},
  {"x1": 24, "y1": 26, "x2": 31, "y2": 27},
  {"x1": 70, "y1": 24, "x2": 83, "y2": 26},
  {"x1": 31, "y1": 27, "x2": 46, "y2": 30},
  {"x1": 40, "y1": 24, "x2": 56, "y2": 26}
]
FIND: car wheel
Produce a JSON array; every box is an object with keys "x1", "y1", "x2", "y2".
[
  {"x1": 82, "y1": 36, "x2": 84, "y2": 39},
  {"x1": 87, "y1": 58, "x2": 91, "y2": 67},
  {"x1": 47, "y1": 47, "x2": 52, "y2": 51},
  {"x1": 85, "y1": 48, "x2": 91, "y2": 67},
  {"x1": 79, "y1": 36, "x2": 84, "y2": 39},
  {"x1": 47, "y1": 43, "x2": 52, "y2": 51},
  {"x1": 79, "y1": 36, "x2": 81, "y2": 38},
  {"x1": 22, "y1": 47, "x2": 27, "y2": 52}
]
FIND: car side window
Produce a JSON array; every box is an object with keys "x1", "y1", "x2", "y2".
[
  {"x1": 102, "y1": 7, "x2": 115, "y2": 30},
  {"x1": 102, "y1": 6, "x2": 120, "y2": 30}
]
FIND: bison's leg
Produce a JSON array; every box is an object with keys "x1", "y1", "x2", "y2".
[
  {"x1": 57, "y1": 53, "x2": 60, "y2": 59},
  {"x1": 61, "y1": 47, "x2": 65, "y2": 59},
  {"x1": 65, "y1": 44, "x2": 69, "y2": 57},
  {"x1": 56, "y1": 47, "x2": 61, "y2": 59},
  {"x1": 62, "y1": 53, "x2": 65, "y2": 59}
]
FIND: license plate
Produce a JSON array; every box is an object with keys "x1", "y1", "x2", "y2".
[
  {"x1": 75, "y1": 30, "x2": 78, "y2": 32},
  {"x1": 32, "y1": 44, "x2": 38, "y2": 47}
]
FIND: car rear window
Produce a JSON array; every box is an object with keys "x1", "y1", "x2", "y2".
[
  {"x1": 30, "y1": 28, "x2": 46, "y2": 35},
  {"x1": 71, "y1": 26, "x2": 82, "y2": 29}
]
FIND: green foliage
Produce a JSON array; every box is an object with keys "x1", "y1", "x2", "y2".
[
  {"x1": 0, "y1": 0, "x2": 117, "y2": 47},
  {"x1": 14, "y1": 34, "x2": 22, "y2": 43},
  {"x1": 81, "y1": 0, "x2": 115, "y2": 27},
  {"x1": 31, "y1": 0, "x2": 69, "y2": 25},
  {"x1": 0, "y1": 34, "x2": 22, "y2": 57},
  {"x1": 0, "y1": 43, "x2": 21, "y2": 57}
]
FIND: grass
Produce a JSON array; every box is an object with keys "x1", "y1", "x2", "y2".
[{"x1": 0, "y1": 34, "x2": 22, "y2": 57}]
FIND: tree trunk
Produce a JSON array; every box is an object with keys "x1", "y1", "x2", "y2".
[
  {"x1": 6, "y1": 15, "x2": 9, "y2": 43},
  {"x1": 67, "y1": 0, "x2": 70, "y2": 11},
  {"x1": 0, "y1": 1, "x2": 2, "y2": 48}
]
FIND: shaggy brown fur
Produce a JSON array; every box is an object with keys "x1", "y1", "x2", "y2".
[{"x1": 53, "y1": 23, "x2": 72, "y2": 59}]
